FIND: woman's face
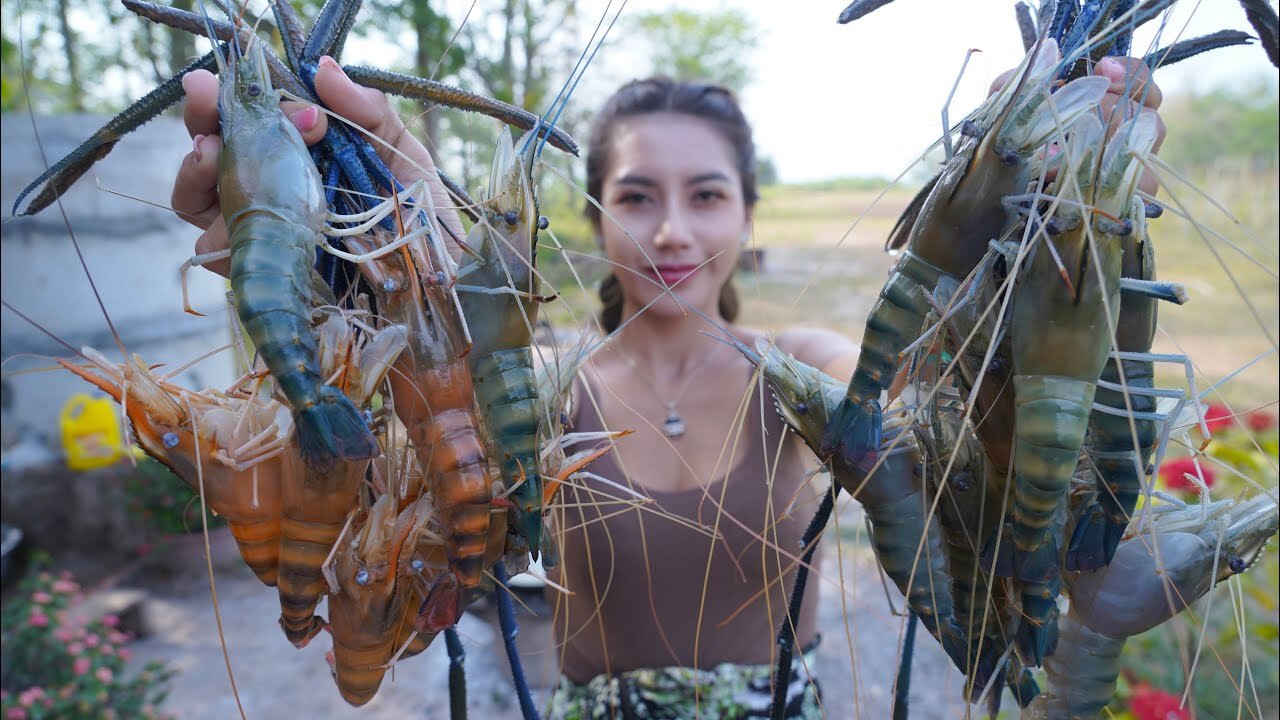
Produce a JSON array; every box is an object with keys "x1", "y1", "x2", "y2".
[{"x1": 597, "y1": 112, "x2": 750, "y2": 321}]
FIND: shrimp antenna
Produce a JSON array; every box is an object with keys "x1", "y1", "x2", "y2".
[
  {"x1": 193, "y1": 0, "x2": 229, "y2": 72},
  {"x1": 530, "y1": 0, "x2": 628, "y2": 158}
]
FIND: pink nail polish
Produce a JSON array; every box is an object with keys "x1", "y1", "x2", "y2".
[
  {"x1": 290, "y1": 106, "x2": 319, "y2": 133},
  {"x1": 192, "y1": 134, "x2": 205, "y2": 162}
]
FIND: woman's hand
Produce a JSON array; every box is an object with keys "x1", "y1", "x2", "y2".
[
  {"x1": 989, "y1": 56, "x2": 1167, "y2": 196},
  {"x1": 172, "y1": 55, "x2": 463, "y2": 277}
]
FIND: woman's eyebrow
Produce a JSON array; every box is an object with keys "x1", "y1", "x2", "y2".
[
  {"x1": 686, "y1": 171, "x2": 730, "y2": 186},
  {"x1": 614, "y1": 173, "x2": 656, "y2": 187}
]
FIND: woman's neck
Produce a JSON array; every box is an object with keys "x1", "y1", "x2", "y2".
[{"x1": 608, "y1": 302, "x2": 732, "y2": 382}]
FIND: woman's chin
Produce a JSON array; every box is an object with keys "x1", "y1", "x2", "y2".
[{"x1": 626, "y1": 288, "x2": 718, "y2": 324}]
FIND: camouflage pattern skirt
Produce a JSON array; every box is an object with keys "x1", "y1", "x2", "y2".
[{"x1": 546, "y1": 644, "x2": 822, "y2": 720}]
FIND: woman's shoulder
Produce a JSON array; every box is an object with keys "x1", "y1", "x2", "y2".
[{"x1": 767, "y1": 326, "x2": 860, "y2": 381}]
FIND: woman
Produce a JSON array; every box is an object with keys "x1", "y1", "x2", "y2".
[{"x1": 173, "y1": 52, "x2": 1162, "y2": 719}]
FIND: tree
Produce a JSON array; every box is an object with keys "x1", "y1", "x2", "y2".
[{"x1": 630, "y1": 8, "x2": 757, "y2": 94}]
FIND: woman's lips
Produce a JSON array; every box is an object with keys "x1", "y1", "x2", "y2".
[{"x1": 649, "y1": 264, "x2": 699, "y2": 286}]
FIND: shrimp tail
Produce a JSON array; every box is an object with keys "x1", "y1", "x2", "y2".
[
  {"x1": 296, "y1": 386, "x2": 380, "y2": 470},
  {"x1": 415, "y1": 571, "x2": 462, "y2": 634}
]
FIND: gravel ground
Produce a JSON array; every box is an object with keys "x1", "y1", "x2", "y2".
[{"x1": 122, "y1": 501, "x2": 983, "y2": 719}]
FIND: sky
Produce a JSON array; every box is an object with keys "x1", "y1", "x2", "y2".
[{"x1": 409, "y1": 0, "x2": 1278, "y2": 184}]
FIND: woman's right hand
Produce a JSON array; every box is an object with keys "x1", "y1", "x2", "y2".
[{"x1": 172, "y1": 55, "x2": 464, "y2": 277}]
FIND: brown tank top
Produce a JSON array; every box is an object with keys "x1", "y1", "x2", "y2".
[{"x1": 551, "y1": 372, "x2": 821, "y2": 683}]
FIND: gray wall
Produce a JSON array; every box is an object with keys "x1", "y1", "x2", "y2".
[{"x1": 1, "y1": 114, "x2": 237, "y2": 460}]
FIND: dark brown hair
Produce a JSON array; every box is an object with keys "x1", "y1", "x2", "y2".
[{"x1": 586, "y1": 77, "x2": 757, "y2": 333}]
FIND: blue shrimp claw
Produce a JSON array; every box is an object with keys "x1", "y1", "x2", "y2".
[
  {"x1": 821, "y1": 398, "x2": 882, "y2": 468},
  {"x1": 11, "y1": 50, "x2": 220, "y2": 217}
]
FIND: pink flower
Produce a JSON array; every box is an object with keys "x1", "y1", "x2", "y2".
[
  {"x1": 1247, "y1": 410, "x2": 1276, "y2": 432},
  {"x1": 73, "y1": 658, "x2": 91, "y2": 676},
  {"x1": 5, "y1": 708, "x2": 27, "y2": 720},
  {"x1": 85, "y1": 633, "x2": 100, "y2": 647},
  {"x1": 1204, "y1": 403, "x2": 1234, "y2": 434},
  {"x1": 17, "y1": 688, "x2": 44, "y2": 707},
  {"x1": 53, "y1": 628, "x2": 75, "y2": 643},
  {"x1": 101, "y1": 644, "x2": 114, "y2": 656},
  {"x1": 28, "y1": 611, "x2": 49, "y2": 628},
  {"x1": 108, "y1": 631, "x2": 128, "y2": 644},
  {"x1": 68, "y1": 642, "x2": 85, "y2": 656},
  {"x1": 117, "y1": 648, "x2": 133, "y2": 662},
  {"x1": 1130, "y1": 683, "x2": 1191, "y2": 720},
  {"x1": 95, "y1": 667, "x2": 113, "y2": 684},
  {"x1": 101, "y1": 614, "x2": 119, "y2": 628},
  {"x1": 1159, "y1": 456, "x2": 1216, "y2": 494},
  {"x1": 31, "y1": 591, "x2": 52, "y2": 604},
  {"x1": 51, "y1": 579, "x2": 78, "y2": 595}
]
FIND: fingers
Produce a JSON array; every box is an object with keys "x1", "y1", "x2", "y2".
[
  {"x1": 281, "y1": 102, "x2": 328, "y2": 145},
  {"x1": 182, "y1": 70, "x2": 221, "y2": 138},
  {"x1": 313, "y1": 56, "x2": 438, "y2": 182},
  {"x1": 194, "y1": 216, "x2": 232, "y2": 278},
  {"x1": 312, "y1": 56, "x2": 465, "y2": 243},
  {"x1": 172, "y1": 133, "x2": 223, "y2": 230},
  {"x1": 988, "y1": 68, "x2": 1016, "y2": 98},
  {"x1": 1093, "y1": 56, "x2": 1162, "y2": 110}
]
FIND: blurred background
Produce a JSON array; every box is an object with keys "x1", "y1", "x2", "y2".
[{"x1": 1, "y1": 0, "x2": 1276, "y2": 717}]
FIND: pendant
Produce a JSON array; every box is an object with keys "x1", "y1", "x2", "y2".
[{"x1": 663, "y1": 410, "x2": 686, "y2": 439}]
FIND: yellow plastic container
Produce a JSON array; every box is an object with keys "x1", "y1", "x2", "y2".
[{"x1": 60, "y1": 393, "x2": 125, "y2": 471}]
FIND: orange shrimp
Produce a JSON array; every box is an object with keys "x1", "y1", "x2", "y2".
[
  {"x1": 327, "y1": 493, "x2": 426, "y2": 706},
  {"x1": 59, "y1": 348, "x2": 295, "y2": 586},
  {"x1": 277, "y1": 312, "x2": 407, "y2": 647},
  {"x1": 348, "y1": 225, "x2": 494, "y2": 633}
]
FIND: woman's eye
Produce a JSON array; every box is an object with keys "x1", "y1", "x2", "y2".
[
  {"x1": 616, "y1": 192, "x2": 649, "y2": 206},
  {"x1": 692, "y1": 188, "x2": 725, "y2": 204}
]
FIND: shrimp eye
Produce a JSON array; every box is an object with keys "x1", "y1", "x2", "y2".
[
  {"x1": 795, "y1": 402, "x2": 809, "y2": 415},
  {"x1": 355, "y1": 569, "x2": 370, "y2": 585},
  {"x1": 538, "y1": 215, "x2": 550, "y2": 230},
  {"x1": 504, "y1": 211, "x2": 519, "y2": 225},
  {"x1": 1228, "y1": 555, "x2": 1246, "y2": 573},
  {"x1": 247, "y1": 83, "x2": 262, "y2": 97},
  {"x1": 559, "y1": 412, "x2": 569, "y2": 427}
]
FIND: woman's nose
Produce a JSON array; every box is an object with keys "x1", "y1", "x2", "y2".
[{"x1": 653, "y1": 205, "x2": 693, "y2": 250}]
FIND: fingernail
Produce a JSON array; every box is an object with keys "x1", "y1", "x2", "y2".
[
  {"x1": 192, "y1": 134, "x2": 205, "y2": 162},
  {"x1": 289, "y1": 105, "x2": 320, "y2": 133},
  {"x1": 319, "y1": 55, "x2": 343, "y2": 75},
  {"x1": 1097, "y1": 57, "x2": 1124, "y2": 80}
]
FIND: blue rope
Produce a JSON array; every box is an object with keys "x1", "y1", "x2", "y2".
[
  {"x1": 494, "y1": 561, "x2": 541, "y2": 720},
  {"x1": 444, "y1": 626, "x2": 467, "y2": 720}
]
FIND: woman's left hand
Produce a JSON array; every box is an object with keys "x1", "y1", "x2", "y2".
[{"x1": 990, "y1": 56, "x2": 1167, "y2": 195}]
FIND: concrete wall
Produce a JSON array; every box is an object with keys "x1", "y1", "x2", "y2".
[{"x1": 1, "y1": 113, "x2": 238, "y2": 460}]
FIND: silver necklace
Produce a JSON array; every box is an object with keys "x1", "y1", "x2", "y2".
[{"x1": 618, "y1": 347, "x2": 716, "y2": 439}]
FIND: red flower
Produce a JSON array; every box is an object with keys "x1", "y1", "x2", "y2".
[
  {"x1": 1247, "y1": 410, "x2": 1276, "y2": 432},
  {"x1": 1130, "y1": 683, "x2": 1191, "y2": 720},
  {"x1": 1159, "y1": 456, "x2": 1216, "y2": 493},
  {"x1": 1204, "y1": 403, "x2": 1234, "y2": 433}
]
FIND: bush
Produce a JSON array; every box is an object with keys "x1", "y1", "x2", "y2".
[
  {"x1": 0, "y1": 559, "x2": 174, "y2": 719},
  {"x1": 123, "y1": 456, "x2": 225, "y2": 537},
  {"x1": 1111, "y1": 405, "x2": 1280, "y2": 718}
]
